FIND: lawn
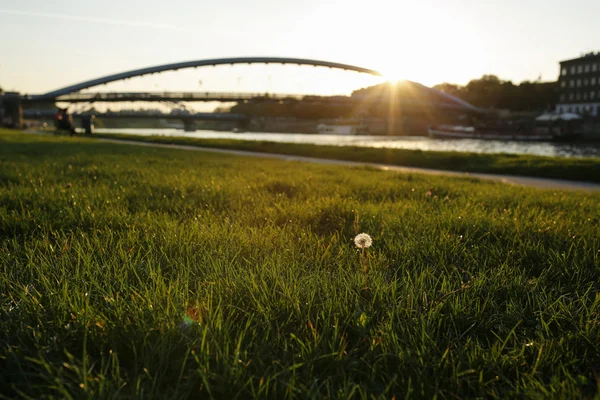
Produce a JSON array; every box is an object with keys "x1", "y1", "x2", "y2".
[
  {"x1": 1, "y1": 129, "x2": 600, "y2": 398},
  {"x1": 93, "y1": 131, "x2": 600, "y2": 184}
]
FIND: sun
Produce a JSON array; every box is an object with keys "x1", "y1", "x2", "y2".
[
  {"x1": 375, "y1": 55, "x2": 406, "y2": 84},
  {"x1": 365, "y1": 8, "x2": 476, "y2": 87},
  {"x1": 382, "y1": 69, "x2": 403, "y2": 84}
]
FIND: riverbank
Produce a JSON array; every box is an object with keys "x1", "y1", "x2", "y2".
[
  {"x1": 91, "y1": 136, "x2": 600, "y2": 191},
  {"x1": 91, "y1": 131, "x2": 600, "y2": 184},
  {"x1": 2, "y1": 129, "x2": 600, "y2": 398}
]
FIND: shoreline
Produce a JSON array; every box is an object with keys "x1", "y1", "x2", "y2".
[
  {"x1": 19, "y1": 129, "x2": 600, "y2": 190},
  {"x1": 93, "y1": 136, "x2": 600, "y2": 191}
]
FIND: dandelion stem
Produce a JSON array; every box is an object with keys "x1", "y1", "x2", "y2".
[{"x1": 361, "y1": 247, "x2": 367, "y2": 288}]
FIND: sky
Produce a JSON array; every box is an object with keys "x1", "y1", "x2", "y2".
[{"x1": 0, "y1": 0, "x2": 599, "y2": 97}]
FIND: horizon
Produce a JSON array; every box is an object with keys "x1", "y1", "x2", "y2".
[{"x1": 1, "y1": 0, "x2": 599, "y2": 96}]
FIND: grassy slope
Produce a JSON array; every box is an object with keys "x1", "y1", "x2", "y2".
[
  {"x1": 1, "y1": 129, "x2": 600, "y2": 398},
  {"x1": 93, "y1": 131, "x2": 600, "y2": 184}
]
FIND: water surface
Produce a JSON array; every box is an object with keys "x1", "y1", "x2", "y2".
[{"x1": 95, "y1": 128, "x2": 600, "y2": 158}]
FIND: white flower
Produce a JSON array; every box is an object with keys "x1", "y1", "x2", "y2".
[{"x1": 354, "y1": 233, "x2": 372, "y2": 249}]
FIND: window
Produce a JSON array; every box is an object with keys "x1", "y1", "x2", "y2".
[
  {"x1": 593, "y1": 63, "x2": 598, "y2": 72},
  {"x1": 576, "y1": 93, "x2": 581, "y2": 100},
  {"x1": 578, "y1": 65, "x2": 583, "y2": 73},
  {"x1": 561, "y1": 68, "x2": 567, "y2": 75},
  {"x1": 585, "y1": 64, "x2": 590, "y2": 72},
  {"x1": 584, "y1": 79, "x2": 589, "y2": 86},
  {"x1": 569, "y1": 93, "x2": 574, "y2": 100},
  {"x1": 560, "y1": 94, "x2": 565, "y2": 101},
  {"x1": 577, "y1": 79, "x2": 582, "y2": 87},
  {"x1": 591, "y1": 91, "x2": 596, "y2": 99},
  {"x1": 561, "y1": 81, "x2": 566, "y2": 88},
  {"x1": 570, "y1": 80, "x2": 575, "y2": 87},
  {"x1": 584, "y1": 92, "x2": 588, "y2": 100},
  {"x1": 593, "y1": 77, "x2": 597, "y2": 85}
]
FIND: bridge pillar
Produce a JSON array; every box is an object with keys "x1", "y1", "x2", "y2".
[
  {"x1": 1, "y1": 93, "x2": 23, "y2": 129},
  {"x1": 182, "y1": 118, "x2": 196, "y2": 132},
  {"x1": 81, "y1": 115, "x2": 95, "y2": 135}
]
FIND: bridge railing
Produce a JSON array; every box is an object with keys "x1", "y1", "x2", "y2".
[
  {"x1": 22, "y1": 109, "x2": 248, "y2": 121},
  {"x1": 52, "y1": 92, "x2": 310, "y2": 103}
]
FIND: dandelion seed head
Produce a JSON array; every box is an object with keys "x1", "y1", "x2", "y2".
[{"x1": 354, "y1": 233, "x2": 372, "y2": 249}]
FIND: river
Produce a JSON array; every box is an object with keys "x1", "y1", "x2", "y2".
[{"x1": 94, "y1": 128, "x2": 600, "y2": 158}]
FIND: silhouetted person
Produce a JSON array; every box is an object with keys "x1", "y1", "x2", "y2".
[{"x1": 55, "y1": 108, "x2": 76, "y2": 135}]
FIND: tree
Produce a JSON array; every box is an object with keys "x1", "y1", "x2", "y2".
[
  {"x1": 434, "y1": 75, "x2": 558, "y2": 111},
  {"x1": 223, "y1": 75, "x2": 559, "y2": 119},
  {"x1": 433, "y1": 83, "x2": 463, "y2": 98}
]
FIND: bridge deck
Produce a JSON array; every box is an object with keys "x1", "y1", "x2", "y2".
[
  {"x1": 22, "y1": 110, "x2": 248, "y2": 121},
  {"x1": 47, "y1": 92, "x2": 308, "y2": 103},
  {"x1": 21, "y1": 91, "x2": 474, "y2": 112}
]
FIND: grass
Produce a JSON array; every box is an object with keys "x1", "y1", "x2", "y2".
[
  {"x1": 93, "y1": 131, "x2": 600, "y2": 184},
  {"x1": 1, "y1": 128, "x2": 600, "y2": 399}
]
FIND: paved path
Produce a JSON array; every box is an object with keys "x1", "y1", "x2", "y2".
[{"x1": 89, "y1": 137, "x2": 600, "y2": 192}]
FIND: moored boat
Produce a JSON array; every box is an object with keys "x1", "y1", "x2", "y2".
[
  {"x1": 316, "y1": 123, "x2": 369, "y2": 135},
  {"x1": 428, "y1": 113, "x2": 583, "y2": 141}
]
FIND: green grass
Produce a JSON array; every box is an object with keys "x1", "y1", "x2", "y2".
[
  {"x1": 93, "y1": 131, "x2": 600, "y2": 184},
  {"x1": 1, "y1": 129, "x2": 600, "y2": 399}
]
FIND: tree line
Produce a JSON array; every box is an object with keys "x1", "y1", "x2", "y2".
[
  {"x1": 432, "y1": 75, "x2": 558, "y2": 112},
  {"x1": 225, "y1": 75, "x2": 559, "y2": 120}
]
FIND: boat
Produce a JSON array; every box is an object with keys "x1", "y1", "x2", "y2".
[
  {"x1": 316, "y1": 123, "x2": 369, "y2": 135},
  {"x1": 532, "y1": 113, "x2": 583, "y2": 141},
  {"x1": 428, "y1": 113, "x2": 583, "y2": 141},
  {"x1": 428, "y1": 125, "x2": 554, "y2": 141}
]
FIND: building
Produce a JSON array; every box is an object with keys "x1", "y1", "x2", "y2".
[{"x1": 556, "y1": 52, "x2": 600, "y2": 117}]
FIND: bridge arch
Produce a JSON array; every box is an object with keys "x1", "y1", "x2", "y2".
[
  {"x1": 40, "y1": 57, "x2": 384, "y2": 99},
  {"x1": 36, "y1": 56, "x2": 480, "y2": 112}
]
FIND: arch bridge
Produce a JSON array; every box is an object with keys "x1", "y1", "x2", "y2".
[
  {"x1": 5, "y1": 57, "x2": 480, "y2": 130},
  {"x1": 33, "y1": 57, "x2": 385, "y2": 100}
]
